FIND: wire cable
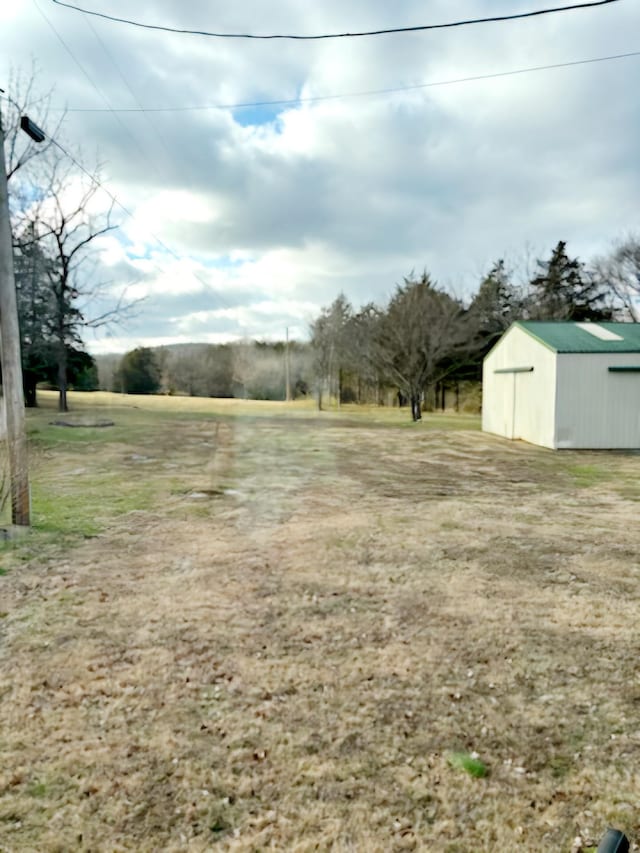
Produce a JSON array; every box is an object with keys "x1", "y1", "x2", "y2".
[
  {"x1": 46, "y1": 135, "x2": 235, "y2": 312},
  {"x1": 58, "y1": 49, "x2": 640, "y2": 114},
  {"x1": 30, "y1": 1, "x2": 233, "y2": 313},
  {"x1": 82, "y1": 15, "x2": 178, "y2": 170},
  {"x1": 49, "y1": 0, "x2": 622, "y2": 40},
  {"x1": 33, "y1": 0, "x2": 161, "y2": 179}
]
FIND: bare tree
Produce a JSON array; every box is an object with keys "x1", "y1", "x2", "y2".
[
  {"x1": 14, "y1": 144, "x2": 144, "y2": 410},
  {"x1": 5, "y1": 68, "x2": 143, "y2": 411},
  {"x1": 14, "y1": 153, "x2": 119, "y2": 411},
  {"x1": 3, "y1": 63, "x2": 63, "y2": 184},
  {"x1": 231, "y1": 340, "x2": 255, "y2": 399},
  {"x1": 168, "y1": 350, "x2": 207, "y2": 397},
  {"x1": 310, "y1": 294, "x2": 352, "y2": 410},
  {"x1": 347, "y1": 304, "x2": 386, "y2": 404},
  {"x1": 594, "y1": 236, "x2": 640, "y2": 322}
]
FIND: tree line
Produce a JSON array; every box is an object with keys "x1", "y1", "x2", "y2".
[
  {"x1": 98, "y1": 234, "x2": 640, "y2": 417},
  {"x1": 96, "y1": 341, "x2": 313, "y2": 401},
  {"x1": 6, "y1": 74, "x2": 640, "y2": 416},
  {"x1": 310, "y1": 238, "x2": 640, "y2": 420},
  {"x1": 80, "y1": 236, "x2": 640, "y2": 416}
]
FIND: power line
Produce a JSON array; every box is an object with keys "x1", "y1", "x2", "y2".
[
  {"x1": 49, "y1": 0, "x2": 622, "y2": 40},
  {"x1": 33, "y1": 0, "x2": 160, "y2": 179},
  {"x1": 59, "y1": 49, "x2": 640, "y2": 114},
  {"x1": 48, "y1": 137, "x2": 134, "y2": 221},
  {"x1": 31, "y1": 1, "x2": 233, "y2": 312},
  {"x1": 81, "y1": 12, "x2": 220, "y2": 238},
  {"x1": 46, "y1": 135, "x2": 235, "y2": 312},
  {"x1": 82, "y1": 15, "x2": 177, "y2": 169}
]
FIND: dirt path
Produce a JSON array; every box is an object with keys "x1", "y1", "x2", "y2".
[{"x1": 1, "y1": 414, "x2": 639, "y2": 851}]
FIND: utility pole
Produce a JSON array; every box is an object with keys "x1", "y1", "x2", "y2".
[
  {"x1": 285, "y1": 326, "x2": 291, "y2": 402},
  {"x1": 0, "y1": 96, "x2": 45, "y2": 526}
]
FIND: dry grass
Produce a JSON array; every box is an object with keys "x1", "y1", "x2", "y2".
[{"x1": 1, "y1": 392, "x2": 640, "y2": 851}]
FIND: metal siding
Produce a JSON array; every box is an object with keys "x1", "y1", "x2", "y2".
[
  {"x1": 555, "y1": 354, "x2": 640, "y2": 448},
  {"x1": 483, "y1": 326, "x2": 556, "y2": 447}
]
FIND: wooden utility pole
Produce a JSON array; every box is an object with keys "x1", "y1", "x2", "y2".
[
  {"x1": 285, "y1": 326, "x2": 291, "y2": 402},
  {"x1": 0, "y1": 102, "x2": 30, "y2": 525}
]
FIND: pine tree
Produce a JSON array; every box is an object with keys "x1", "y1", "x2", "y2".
[
  {"x1": 529, "y1": 241, "x2": 612, "y2": 321},
  {"x1": 472, "y1": 259, "x2": 523, "y2": 342}
]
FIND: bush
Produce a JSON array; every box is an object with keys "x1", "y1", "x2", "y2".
[{"x1": 115, "y1": 347, "x2": 161, "y2": 394}]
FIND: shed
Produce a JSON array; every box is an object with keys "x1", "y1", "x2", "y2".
[{"x1": 482, "y1": 321, "x2": 640, "y2": 449}]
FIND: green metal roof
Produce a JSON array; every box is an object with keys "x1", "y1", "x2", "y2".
[{"x1": 515, "y1": 321, "x2": 640, "y2": 353}]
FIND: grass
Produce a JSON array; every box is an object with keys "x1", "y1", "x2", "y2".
[
  {"x1": 1, "y1": 391, "x2": 639, "y2": 850},
  {"x1": 447, "y1": 752, "x2": 489, "y2": 779},
  {"x1": 565, "y1": 463, "x2": 613, "y2": 488}
]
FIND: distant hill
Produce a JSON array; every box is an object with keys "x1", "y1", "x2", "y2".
[{"x1": 95, "y1": 340, "x2": 312, "y2": 401}]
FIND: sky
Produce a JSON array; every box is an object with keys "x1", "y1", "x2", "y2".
[{"x1": 1, "y1": 0, "x2": 639, "y2": 354}]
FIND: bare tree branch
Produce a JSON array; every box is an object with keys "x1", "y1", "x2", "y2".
[
  {"x1": 3, "y1": 63, "x2": 66, "y2": 182},
  {"x1": 593, "y1": 236, "x2": 640, "y2": 322}
]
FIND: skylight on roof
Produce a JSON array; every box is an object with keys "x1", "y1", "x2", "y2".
[{"x1": 574, "y1": 322, "x2": 624, "y2": 341}]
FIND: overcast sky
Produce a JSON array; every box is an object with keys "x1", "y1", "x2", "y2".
[{"x1": 1, "y1": 0, "x2": 638, "y2": 353}]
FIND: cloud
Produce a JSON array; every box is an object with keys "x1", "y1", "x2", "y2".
[{"x1": 2, "y1": 0, "x2": 639, "y2": 352}]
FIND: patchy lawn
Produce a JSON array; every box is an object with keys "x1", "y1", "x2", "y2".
[{"x1": 1, "y1": 392, "x2": 639, "y2": 851}]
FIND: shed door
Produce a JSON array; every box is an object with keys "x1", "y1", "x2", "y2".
[{"x1": 493, "y1": 366, "x2": 535, "y2": 440}]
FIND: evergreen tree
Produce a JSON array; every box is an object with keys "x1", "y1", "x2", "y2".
[
  {"x1": 372, "y1": 273, "x2": 471, "y2": 421},
  {"x1": 67, "y1": 348, "x2": 99, "y2": 392},
  {"x1": 14, "y1": 234, "x2": 97, "y2": 404},
  {"x1": 529, "y1": 241, "x2": 612, "y2": 321},
  {"x1": 13, "y1": 234, "x2": 55, "y2": 406},
  {"x1": 115, "y1": 348, "x2": 161, "y2": 394},
  {"x1": 471, "y1": 259, "x2": 523, "y2": 342}
]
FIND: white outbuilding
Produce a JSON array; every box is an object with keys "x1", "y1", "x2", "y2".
[{"x1": 482, "y1": 321, "x2": 640, "y2": 449}]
